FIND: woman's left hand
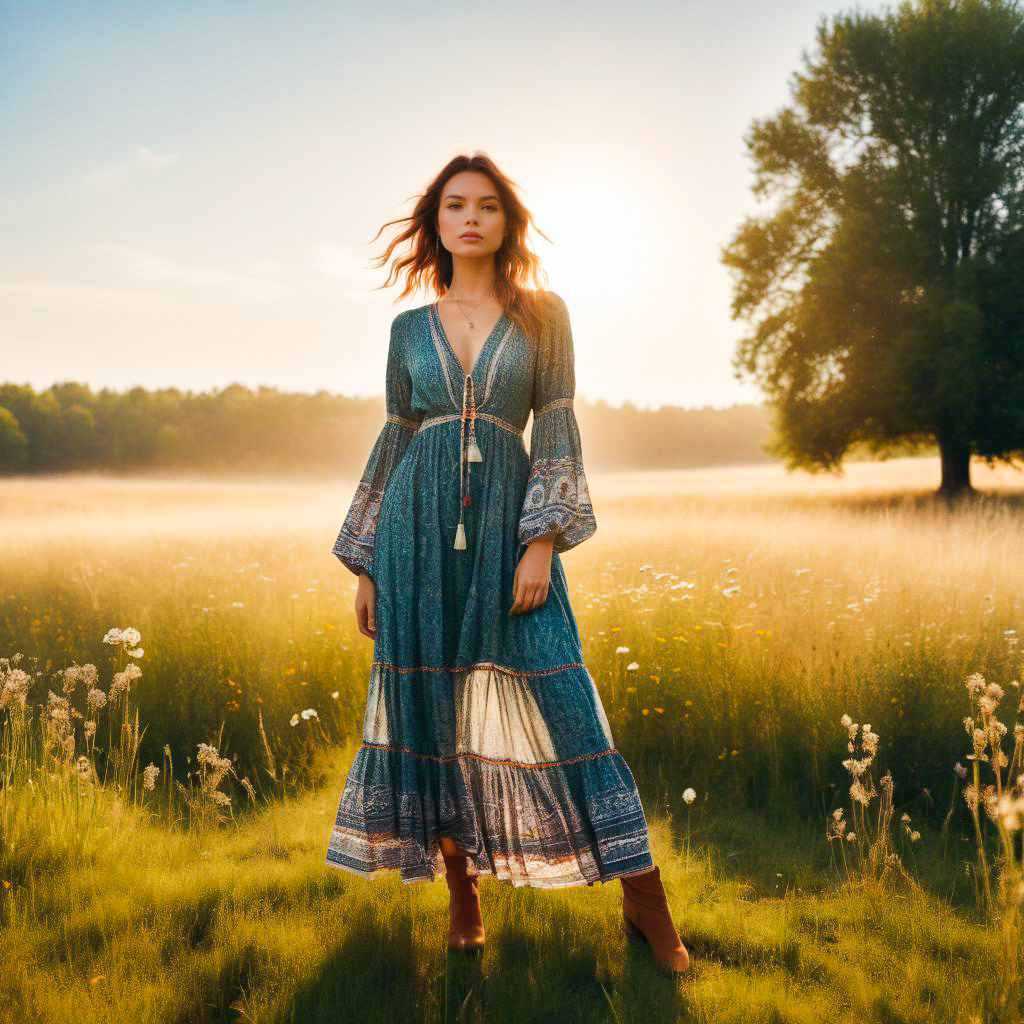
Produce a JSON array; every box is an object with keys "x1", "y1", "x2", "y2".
[{"x1": 509, "y1": 535, "x2": 555, "y2": 615}]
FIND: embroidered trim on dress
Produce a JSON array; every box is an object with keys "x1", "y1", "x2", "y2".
[
  {"x1": 370, "y1": 659, "x2": 586, "y2": 676},
  {"x1": 418, "y1": 411, "x2": 523, "y2": 436},
  {"x1": 359, "y1": 740, "x2": 620, "y2": 770},
  {"x1": 386, "y1": 412, "x2": 421, "y2": 430},
  {"x1": 332, "y1": 478, "x2": 385, "y2": 572},
  {"x1": 479, "y1": 322, "x2": 516, "y2": 410},
  {"x1": 535, "y1": 397, "x2": 574, "y2": 418},
  {"x1": 518, "y1": 454, "x2": 596, "y2": 550},
  {"x1": 427, "y1": 304, "x2": 461, "y2": 411}
]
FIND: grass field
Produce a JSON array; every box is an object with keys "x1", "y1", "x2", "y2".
[{"x1": 2, "y1": 456, "x2": 1023, "y2": 1023}]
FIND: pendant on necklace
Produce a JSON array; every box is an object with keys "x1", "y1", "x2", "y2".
[{"x1": 468, "y1": 321, "x2": 474, "y2": 328}]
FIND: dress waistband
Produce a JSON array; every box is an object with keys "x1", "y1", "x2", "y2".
[{"x1": 417, "y1": 411, "x2": 522, "y2": 436}]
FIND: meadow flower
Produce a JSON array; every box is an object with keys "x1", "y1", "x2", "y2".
[
  {"x1": 46, "y1": 691, "x2": 73, "y2": 726},
  {"x1": 300, "y1": 708, "x2": 318, "y2": 720},
  {"x1": 900, "y1": 812, "x2": 921, "y2": 841},
  {"x1": 196, "y1": 743, "x2": 232, "y2": 772},
  {"x1": 971, "y1": 728, "x2": 989, "y2": 763},
  {"x1": 615, "y1": 646, "x2": 630, "y2": 654},
  {"x1": 0, "y1": 664, "x2": 31, "y2": 710},
  {"x1": 849, "y1": 779, "x2": 874, "y2": 806},
  {"x1": 626, "y1": 662, "x2": 639, "y2": 671},
  {"x1": 682, "y1": 788, "x2": 696, "y2": 804},
  {"x1": 981, "y1": 784, "x2": 1000, "y2": 822},
  {"x1": 143, "y1": 763, "x2": 160, "y2": 790},
  {"x1": 86, "y1": 687, "x2": 107, "y2": 711},
  {"x1": 102, "y1": 627, "x2": 144, "y2": 658},
  {"x1": 954, "y1": 761, "x2": 968, "y2": 777},
  {"x1": 109, "y1": 664, "x2": 142, "y2": 700},
  {"x1": 62, "y1": 663, "x2": 98, "y2": 696},
  {"x1": 965, "y1": 672, "x2": 987, "y2": 698},
  {"x1": 861, "y1": 726, "x2": 879, "y2": 756},
  {"x1": 826, "y1": 807, "x2": 848, "y2": 841},
  {"x1": 997, "y1": 793, "x2": 1024, "y2": 832}
]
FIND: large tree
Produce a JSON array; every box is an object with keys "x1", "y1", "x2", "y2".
[{"x1": 722, "y1": 0, "x2": 1024, "y2": 495}]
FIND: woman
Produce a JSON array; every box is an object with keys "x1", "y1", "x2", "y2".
[{"x1": 326, "y1": 152, "x2": 690, "y2": 976}]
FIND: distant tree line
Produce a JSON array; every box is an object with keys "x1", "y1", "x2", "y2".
[{"x1": 0, "y1": 381, "x2": 939, "y2": 478}]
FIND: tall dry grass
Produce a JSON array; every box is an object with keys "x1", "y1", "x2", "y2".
[{"x1": 2, "y1": 458, "x2": 1024, "y2": 1020}]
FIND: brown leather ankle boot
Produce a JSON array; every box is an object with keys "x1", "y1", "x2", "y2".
[
  {"x1": 619, "y1": 864, "x2": 690, "y2": 975},
  {"x1": 443, "y1": 851, "x2": 485, "y2": 955}
]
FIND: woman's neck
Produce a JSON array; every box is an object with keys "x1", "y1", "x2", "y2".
[{"x1": 446, "y1": 258, "x2": 498, "y2": 302}]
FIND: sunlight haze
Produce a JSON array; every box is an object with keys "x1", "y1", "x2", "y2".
[{"x1": 2, "y1": 0, "x2": 857, "y2": 409}]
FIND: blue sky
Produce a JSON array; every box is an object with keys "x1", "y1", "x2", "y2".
[{"x1": 1, "y1": 0, "x2": 864, "y2": 409}]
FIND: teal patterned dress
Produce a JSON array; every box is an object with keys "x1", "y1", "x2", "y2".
[{"x1": 326, "y1": 290, "x2": 654, "y2": 887}]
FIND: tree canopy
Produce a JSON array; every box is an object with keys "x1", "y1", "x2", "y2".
[{"x1": 722, "y1": 0, "x2": 1024, "y2": 494}]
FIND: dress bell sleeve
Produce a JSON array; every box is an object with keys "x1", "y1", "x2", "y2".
[
  {"x1": 331, "y1": 313, "x2": 421, "y2": 580},
  {"x1": 516, "y1": 291, "x2": 598, "y2": 554}
]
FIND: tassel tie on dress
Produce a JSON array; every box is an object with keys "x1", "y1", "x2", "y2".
[{"x1": 454, "y1": 373, "x2": 483, "y2": 550}]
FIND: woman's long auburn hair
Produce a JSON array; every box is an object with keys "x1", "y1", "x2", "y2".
[{"x1": 370, "y1": 152, "x2": 555, "y2": 343}]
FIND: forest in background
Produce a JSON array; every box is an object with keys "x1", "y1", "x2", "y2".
[{"x1": 0, "y1": 381, "x2": 937, "y2": 478}]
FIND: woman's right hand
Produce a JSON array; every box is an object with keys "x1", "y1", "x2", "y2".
[{"x1": 355, "y1": 572, "x2": 377, "y2": 639}]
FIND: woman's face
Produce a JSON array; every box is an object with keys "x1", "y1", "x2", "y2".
[{"x1": 436, "y1": 170, "x2": 507, "y2": 260}]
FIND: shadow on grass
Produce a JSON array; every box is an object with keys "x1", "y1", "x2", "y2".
[
  {"x1": 277, "y1": 893, "x2": 425, "y2": 1024},
  {"x1": 277, "y1": 877, "x2": 692, "y2": 1024}
]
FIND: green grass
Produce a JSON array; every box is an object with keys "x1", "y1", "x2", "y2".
[
  {"x1": 0, "y1": 739, "x2": 1003, "y2": 1024},
  {"x1": 1, "y1": 464, "x2": 1023, "y2": 1021}
]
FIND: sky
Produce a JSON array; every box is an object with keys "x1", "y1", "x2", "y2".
[{"x1": 0, "y1": 0, "x2": 865, "y2": 411}]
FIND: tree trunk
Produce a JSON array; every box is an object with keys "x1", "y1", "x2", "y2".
[{"x1": 937, "y1": 436, "x2": 973, "y2": 495}]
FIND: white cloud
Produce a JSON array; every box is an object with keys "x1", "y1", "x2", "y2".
[
  {"x1": 84, "y1": 146, "x2": 180, "y2": 186},
  {"x1": 81, "y1": 242, "x2": 295, "y2": 302},
  {"x1": 0, "y1": 279, "x2": 177, "y2": 314}
]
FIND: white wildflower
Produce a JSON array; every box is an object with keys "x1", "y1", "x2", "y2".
[
  {"x1": 0, "y1": 666, "x2": 32, "y2": 709},
  {"x1": 109, "y1": 663, "x2": 142, "y2": 700},
  {"x1": 62, "y1": 662, "x2": 98, "y2": 695}
]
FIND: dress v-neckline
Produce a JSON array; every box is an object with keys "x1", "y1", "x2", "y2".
[{"x1": 432, "y1": 300, "x2": 509, "y2": 381}]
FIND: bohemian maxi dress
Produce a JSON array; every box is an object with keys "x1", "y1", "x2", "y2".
[{"x1": 326, "y1": 290, "x2": 654, "y2": 888}]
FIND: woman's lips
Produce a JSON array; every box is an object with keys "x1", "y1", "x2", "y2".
[{"x1": 460, "y1": 234, "x2": 482, "y2": 240}]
